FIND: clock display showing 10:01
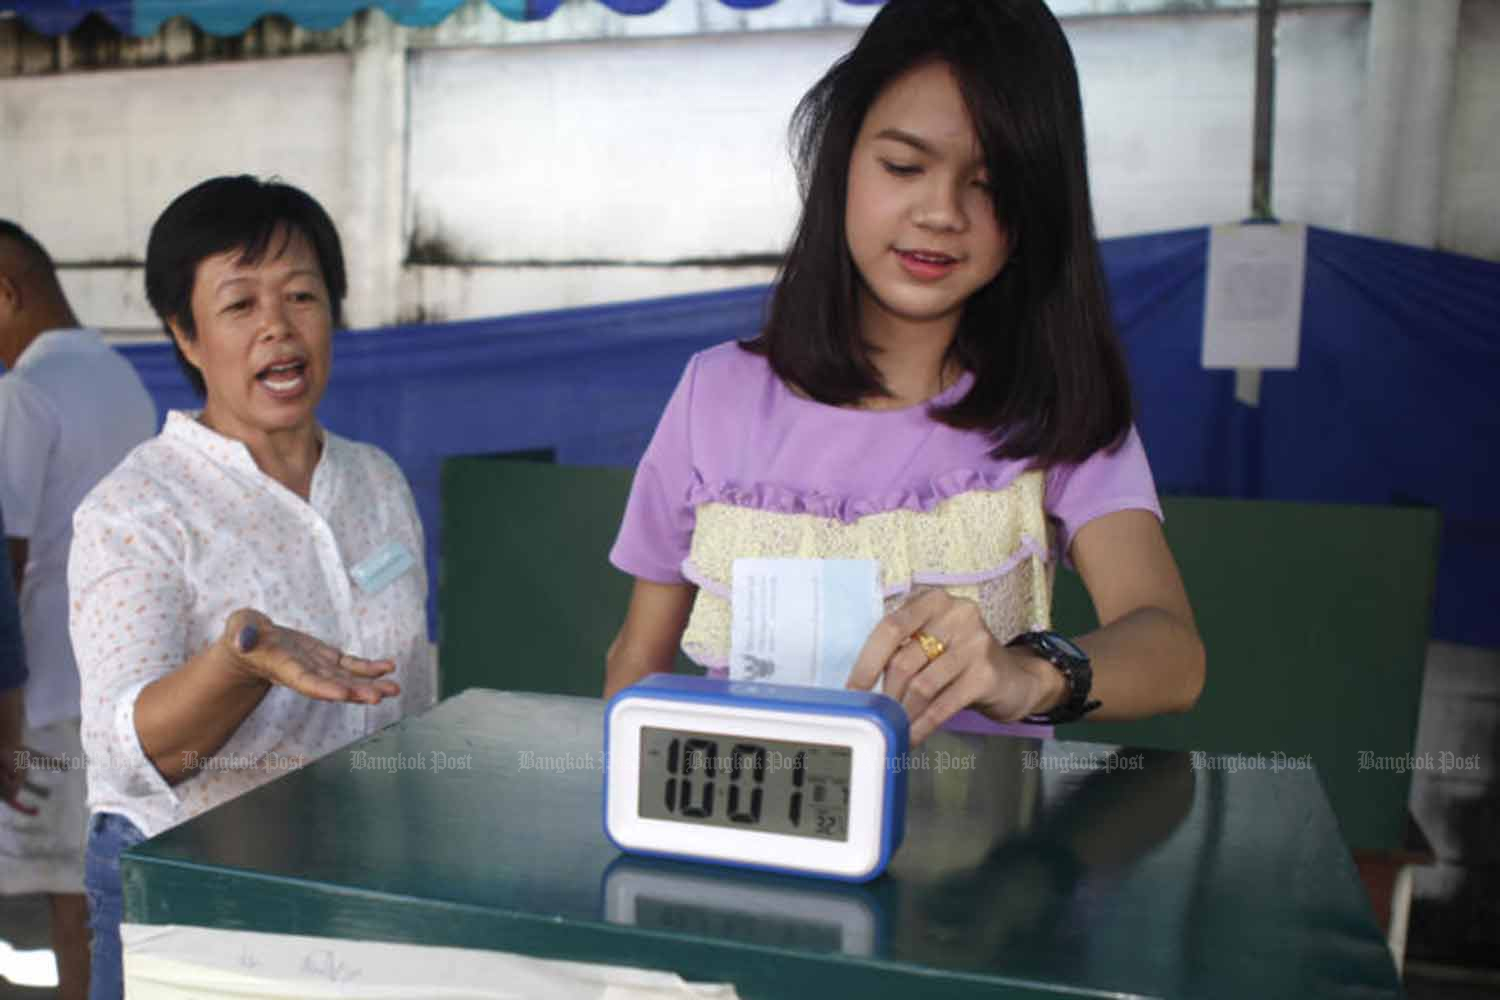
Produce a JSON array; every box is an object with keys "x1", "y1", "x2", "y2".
[{"x1": 637, "y1": 726, "x2": 852, "y2": 842}]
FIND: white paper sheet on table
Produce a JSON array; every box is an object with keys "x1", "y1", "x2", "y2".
[{"x1": 121, "y1": 923, "x2": 739, "y2": 1000}]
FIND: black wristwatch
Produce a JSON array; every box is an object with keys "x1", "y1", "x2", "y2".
[{"x1": 1008, "y1": 630, "x2": 1101, "y2": 724}]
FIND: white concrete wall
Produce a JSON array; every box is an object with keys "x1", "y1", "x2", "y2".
[
  {"x1": 400, "y1": 29, "x2": 845, "y2": 320},
  {"x1": 0, "y1": 54, "x2": 352, "y2": 331},
  {"x1": 1355, "y1": 0, "x2": 1462, "y2": 250},
  {"x1": 402, "y1": 264, "x2": 774, "y2": 321},
  {"x1": 406, "y1": 33, "x2": 825, "y2": 261},
  {"x1": 1441, "y1": 0, "x2": 1500, "y2": 261},
  {"x1": 406, "y1": 6, "x2": 1370, "y2": 321},
  {"x1": 1076, "y1": 7, "x2": 1367, "y2": 238},
  {"x1": 0, "y1": 0, "x2": 1495, "y2": 334}
]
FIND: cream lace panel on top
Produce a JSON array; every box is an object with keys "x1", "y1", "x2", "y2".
[{"x1": 681, "y1": 470, "x2": 1054, "y2": 669}]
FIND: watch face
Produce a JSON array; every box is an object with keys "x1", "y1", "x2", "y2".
[{"x1": 1040, "y1": 632, "x2": 1087, "y2": 662}]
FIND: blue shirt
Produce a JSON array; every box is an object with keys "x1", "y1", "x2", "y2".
[{"x1": 0, "y1": 502, "x2": 26, "y2": 691}]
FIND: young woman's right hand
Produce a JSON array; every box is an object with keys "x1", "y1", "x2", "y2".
[
  {"x1": 218, "y1": 608, "x2": 400, "y2": 705},
  {"x1": 847, "y1": 588, "x2": 1062, "y2": 744}
]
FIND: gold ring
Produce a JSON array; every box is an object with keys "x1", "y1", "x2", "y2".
[{"x1": 911, "y1": 629, "x2": 946, "y2": 662}]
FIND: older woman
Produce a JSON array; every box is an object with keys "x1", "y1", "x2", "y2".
[{"x1": 69, "y1": 176, "x2": 434, "y2": 1000}]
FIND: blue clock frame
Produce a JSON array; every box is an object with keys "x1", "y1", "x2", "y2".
[{"x1": 604, "y1": 674, "x2": 909, "y2": 882}]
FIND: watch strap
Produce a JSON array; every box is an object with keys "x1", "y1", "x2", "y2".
[{"x1": 1008, "y1": 630, "x2": 1100, "y2": 725}]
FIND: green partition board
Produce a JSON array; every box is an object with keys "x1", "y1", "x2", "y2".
[
  {"x1": 123, "y1": 691, "x2": 1401, "y2": 999},
  {"x1": 1056, "y1": 497, "x2": 1439, "y2": 853},
  {"x1": 440, "y1": 458, "x2": 698, "y2": 701},
  {"x1": 441, "y1": 462, "x2": 1437, "y2": 853}
]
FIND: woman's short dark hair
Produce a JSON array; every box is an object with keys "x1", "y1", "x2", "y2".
[
  {"x1": 746, "y1": 0, "x2": 1132, "y2": 465},
  {"x1": 144, "y1": 176, "x2": 346, "y2": 397}
]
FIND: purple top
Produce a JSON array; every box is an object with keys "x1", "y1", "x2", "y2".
[{"x1": 610, "y1": 342, "x2": 1162, "y2": 583}]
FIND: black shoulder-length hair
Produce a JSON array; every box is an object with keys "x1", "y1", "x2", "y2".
[
  {"x1": 144, "y1": 175, "x2": 346, "y2": 397},
  {"x1": 745, "y1": 0, "x2": 1132, "y2": 465}
]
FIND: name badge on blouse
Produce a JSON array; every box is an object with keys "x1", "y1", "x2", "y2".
[{"x1": 350, "y1": 541, "x2": 416, "y2": 595}]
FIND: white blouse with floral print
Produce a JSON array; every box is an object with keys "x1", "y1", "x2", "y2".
[{"x1": 69, "y1": 411, "x2": 436, "y2": 837}]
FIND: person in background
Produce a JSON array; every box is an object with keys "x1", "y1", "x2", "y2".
[
  {"x1": 69, "y1": 176, "x2": 435, "y2": 1000},
  {"x1": 0, "y1": 220, "x2": 158, "y2": 1000},
  {"x1": 2, "y1": 501, "x2": 30, "y2": 813},
  {"x1": 605, "y1": 0, "x2": 1204, "y2": 742}
]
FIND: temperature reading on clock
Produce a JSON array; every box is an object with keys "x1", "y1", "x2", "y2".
[{"x1": 638, "y1": 727, "x2": 852, "y2": 841}]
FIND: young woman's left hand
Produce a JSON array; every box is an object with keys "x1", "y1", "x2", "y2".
[{"x1": 845, "y1": 589, "x2": 1058, "y2": 744}]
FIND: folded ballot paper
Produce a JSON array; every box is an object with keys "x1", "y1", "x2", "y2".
[
  {"x1": 120, "y1": 923, "x2": 738, "y2": 1000},
  {"x1": 729, "y1": 559, "x2": 884, "y2": 690}
]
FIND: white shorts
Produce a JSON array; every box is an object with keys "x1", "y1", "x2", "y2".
[{"x1": 0, "y1": 716, "x2": 87, "y2": 895}]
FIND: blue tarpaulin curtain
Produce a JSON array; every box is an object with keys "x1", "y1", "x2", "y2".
[
  {"x1": 119, "y1": 225, "x2": 1500, "y2": 647},
  {"x1": 4, "y1": 0, "x2": 881, "y2": 37}
]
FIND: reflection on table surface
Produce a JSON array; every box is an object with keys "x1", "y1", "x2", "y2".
[{"x1": 124, "y1": 690, "x2": 1400, "y2": 1000}]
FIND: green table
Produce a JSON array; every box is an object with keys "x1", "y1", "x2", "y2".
[{"x1": 123, "y1": 691, "x2": 1402, "y2": 999}]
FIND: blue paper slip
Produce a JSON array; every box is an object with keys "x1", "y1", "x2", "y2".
[
  {"x1": 350, "y1": 541, "x2": 416, "y2": 595},
  {"x1": 729, "y1": 559, "x2": 884, "y2": 690}
]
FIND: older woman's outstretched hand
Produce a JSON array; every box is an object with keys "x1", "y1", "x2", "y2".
[{"x1": 219, "y1": 608, "x2": 400, "y2": 704}]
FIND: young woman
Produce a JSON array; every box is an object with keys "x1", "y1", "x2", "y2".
[{"x1": 606, "y1": 0, "x2": 1204, "y2": 745}]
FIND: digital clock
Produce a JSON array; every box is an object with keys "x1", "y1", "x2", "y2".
[{"x1": 604, "y1": 674, "x2": 908, "y2": 882}]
